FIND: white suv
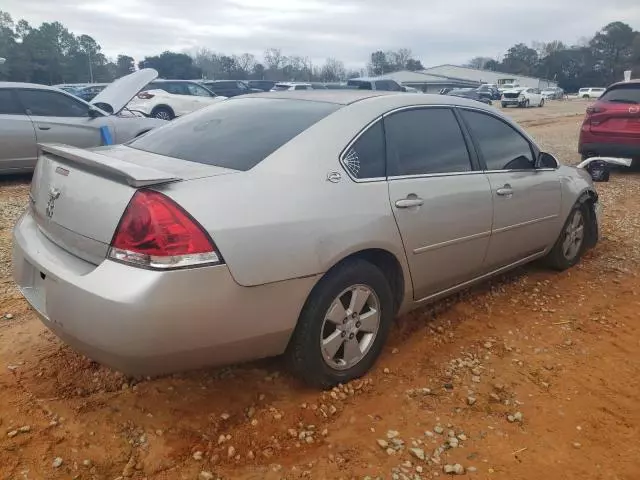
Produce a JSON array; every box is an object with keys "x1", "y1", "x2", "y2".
[
  {"x1": 578, "y1": 87, "x2": 605, "y2": 99},
  {"x1": 501, "y1": 87, "x2": 545, "y2": 108},
  {"x1": 127, "y1": 80, "x2": 227, "y2": 120}
]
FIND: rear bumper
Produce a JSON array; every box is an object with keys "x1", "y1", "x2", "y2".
[
  {"x1": 578, "y1": 141, "x2": 640, "y2": 158},
  {"x1": 12, "y1": 210, "x2": 318, "y2": 375}
]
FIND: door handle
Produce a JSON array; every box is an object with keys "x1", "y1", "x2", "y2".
[
  {"x1": 37, "y1": 125, "x2": 51, "y2": 130},
  {"x1": 496, "y1": 185, "x2": 513, "y2": 197},
  {"x1": 395, "y1": 197, "x2": 424, "y2": 208}
]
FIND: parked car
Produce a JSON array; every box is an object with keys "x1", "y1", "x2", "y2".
[
  {"x1": 247, "y1": 80, "x2": 277, "y2": 92},
  {"x1": 346, "y1": 78, "x2": 405, "y2": 91},
  {"x1": 271, "y1": 82, "x2": 313, "y2": 91},
  {"x1": 447, "y1": 88, "x2": 492, "y2": 105},
  {"x1": 501, "y1": 87, "x2": 545, "y2": 108},
  {"x1": 13, "y1": 90, "x2": 602, "y2": 388},
  {"x1": 542, "y1": 87, "x2": 564, "y2": 100},
  {"x1": 311, "y1": 83, "x2": 329, "y2": 90},
  {"x1": 578, "y1": 80, "x2": 640, "y2": 162},
  {"x1": 0, "y1": 69, "x2": 165, "y2": 173},
  {"x1": 200, "y1": 80, "x2": 262, "y2": 97},
  {"x1": 477, "y1": 84, "x2": 501, "y2": 100},
  {"x1": 578, "y1": 87, "x2": 605, "y2": 99},
  {"x1": 77, "y1": 84, "x2": 108, "y2": 101},
  {"x1": 127, "y1": 80, "x2": 226, "y2": 120}
]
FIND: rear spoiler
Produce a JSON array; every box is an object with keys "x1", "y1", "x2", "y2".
[{"x1": 38, "y1": 144, "x2": 180, "y2": 188}]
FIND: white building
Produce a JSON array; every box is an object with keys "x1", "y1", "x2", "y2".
[
  {"x1": 421, "y1": 64, "x2": 557, "y2": 89},
  {"x1": 358, "y1": 70, "x2": 481, "y2": 93}
]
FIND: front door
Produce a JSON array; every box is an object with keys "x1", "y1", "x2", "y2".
[
  {"x1": 385, "y1": 107, "x2": 494, "y2": 300},
  {"x1": 0, "y1": 88, "x2": 38, "y2": 171},
  {"x1": 16, "y1": 89, "x2": 105, "y2": 148},
  {"x1": 459, "y1": 108, "x2": 562, "y2": 270}
]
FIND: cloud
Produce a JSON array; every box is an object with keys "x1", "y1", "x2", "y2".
[{"x1": 2, "y1": 0, "x2": 639, "y2": 67}]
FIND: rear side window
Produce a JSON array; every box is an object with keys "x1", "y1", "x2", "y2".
[
  {"x1": 385, "y1": 108, "x2": 472, "y2": 176},
  {"x1": 0, "y1": 90, "x2": 23, "y2": 114},
  {"x1": 600, "y1": 85, "x2": 640, "y2": 104},
  {"x1": 460, "y1": 109, "x2": 534, "y2": 170},
  {"x1": 342, "y1": 120, "x2": 386, "y2": 179},
  {"x1": 129, "y1": 98, "x2": 340, "y2": 171}
]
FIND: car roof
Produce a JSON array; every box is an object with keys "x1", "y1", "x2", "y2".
[
  {"x1": 152, "y1": 79, "x2": 201, "y2": 83},
  {"x1": 606, "y1": 80, "x2": 640, "y2": 89},
  {"x1": 275, "y1": 82, "x2": 311, "y2": 86},
  {"x1": 232, "y1": 90, "x2": 497, "y2": 109},
  {"x1": 0, "y1": 82, "x2": 63, "y2": 91}
]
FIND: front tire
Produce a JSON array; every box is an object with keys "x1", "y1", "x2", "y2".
[
  {"x1": 287, "y1": 259, "x2": 394, "y2": 389},
  {"x1": 545, "y1": 204, "x2": 588, "y2": 271},
  {"x1": 501, "y1": 102, "x2": 507, "y2": 108},
  {"x1": 539, "y1": 98, "x2": 545, "y2": 107},
  {"x1": 151, "y1": 106, "x2": 174, "y2": 120}
]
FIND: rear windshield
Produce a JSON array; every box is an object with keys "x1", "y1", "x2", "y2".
[
  {"x1": 128, "y1": 98, "x2": 340, "y2": 171},
  {"x1": 600, "y1": 85, "x2": 640, "y2": 104}
]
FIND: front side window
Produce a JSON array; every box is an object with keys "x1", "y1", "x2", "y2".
[
  {"x1": 341, "y1": 120, "x2": 385, "y2": 179},
  {"x1": 0, "y1": 90, "x2": 24, "y2": 114},
  {"x1": 129, "y1": 98, "x2": 339, "y2": 171},
  {"x1": 385, "y1": 107, "x2": 472, "y2": 176},
  {"x1": 17, "y1": 90, "x2": 89, "y2": 117},
  {"x1": 460, "y1": 109, "x2": 534, "y2": 170}
]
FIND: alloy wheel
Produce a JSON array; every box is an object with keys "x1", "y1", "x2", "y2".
[
  {"x1": 562, "y1": 210, "x2": 584, "y2": 260},
  {"x1": 155, "y1": 110, "x2": 171, "y2": 120},
  {"x1": 320, "y1": 284, "x2": 381, "y2": 371}
]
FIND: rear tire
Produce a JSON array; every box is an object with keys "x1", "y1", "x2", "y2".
[
  {"x1": 545, "y1": 203, "x2": 588, "y2": 271},
  {"x1": 539, "y1": 99, "x2": 545, "y2": 107},
  {"x1": 501, "y1": 103, "x2": 507, "y2": 108},
  {"x1": 286, "y1": 259, "x2": 394, "y2": 389},
  {"x1": 151, "y1": 106, "x2": 174, "y2": 120},
  {"x1": 582, "y1": 95, "x2": 590, "y2": 99}
]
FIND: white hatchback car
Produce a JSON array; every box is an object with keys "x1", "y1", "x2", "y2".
[
  {"x1": 578, "y1": 88, "x2": 605, "y2": 99},
  {"x1": 271, "y1": 82, "x2": 313, "y2": 92},
  {"x1": 127, "y1": 80, "x2": 227, "y2": 120}
]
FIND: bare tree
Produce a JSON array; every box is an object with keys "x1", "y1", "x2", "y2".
[
  {"x1": 264, "y1": 48, "x2": 286, "y2": 70},
  {"x1": 320, "y1": 57, "x2": 346, "y2": 82}
]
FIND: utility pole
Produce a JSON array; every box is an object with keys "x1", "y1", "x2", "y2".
[{"x1": 88, "y1": 50, "x2": 94, "y2": 83}]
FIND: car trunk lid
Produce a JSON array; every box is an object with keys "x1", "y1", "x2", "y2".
[
  {"x1": 587, "y1": 84, "x2": 640, "y2": 137},
  {"x1": 30, "y1": 143, "x2": 236, "y2": 265}
]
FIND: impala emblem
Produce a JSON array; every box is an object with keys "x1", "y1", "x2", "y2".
[
  {"x1": 45, "y1": 188, "x2": 61, "y2": 219},
  {"x1": 629, "y1": 106, "x2": 640, "y2": 114}
]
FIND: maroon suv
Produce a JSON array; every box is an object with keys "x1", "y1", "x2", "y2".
[{"x1": 578, "y1": 80, "x2": 640, "y2": 161}]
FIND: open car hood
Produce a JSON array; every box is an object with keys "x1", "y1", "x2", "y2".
[{"x1": 91, "y1": 68, "x2": 158, "y2": 115}]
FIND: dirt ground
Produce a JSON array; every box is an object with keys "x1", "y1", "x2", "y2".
[{"x1": 1, "y1": 99, "x2": 639, "y2": 480}]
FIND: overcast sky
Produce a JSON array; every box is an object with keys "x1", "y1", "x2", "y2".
[{"x1": 3, "y1": 0, "x2": 640, "y2": 68}]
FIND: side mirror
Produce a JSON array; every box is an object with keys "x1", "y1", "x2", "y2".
[{"x1": 535, "y1": 152, "x2": 559, "y2": 169}]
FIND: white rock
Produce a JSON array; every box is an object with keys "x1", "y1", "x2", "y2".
[
  {"x1": 199, "y1": 472, "x2": 215, "y2": 480},
  {"x1": 387, "y1": 430, "x2": 400, "y2": 439},
  {"x1": 377, "y1": 439, "x2": 389, "y2": 449},
  {"x1": 193, "y1": 451, "x2": 204, "y2": 461},
  {"x1": 52, "y1": 457, "x2": 63, "y2": 468},
  {"x1": 467, "y1": 396, "x2": 477, "y2": 406},
  {"x1": 409, "y1": 448, "x2": 425, "y2": 460},
  {"x1": 220, "y1": 413, "x2": 231, "y2": 420}
]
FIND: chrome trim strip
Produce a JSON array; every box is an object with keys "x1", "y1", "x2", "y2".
[
  {"x1": 413, "y1": 230, "x2": 491, "y2": 254},
  {"x1": 492, "y1": 214, "x2": 559, "y2": 234},
  {"x1": 388, "y1": 170, "x2": 483, "y2": 180},
  {"x1": 414, "y1": 250, "x2": 546, "y2": 304}
]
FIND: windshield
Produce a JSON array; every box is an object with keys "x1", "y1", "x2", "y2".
[
  {"x1": 600, "y1": 85, "x2": 640, "y2": 104},
  {"x1": 272, "y1": 84, "x2": 291, "y2": 91},
  {"x1": 128, "y1": 98, "x2": 340, "y2": 171}
]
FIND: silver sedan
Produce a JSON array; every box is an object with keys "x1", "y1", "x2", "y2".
[
  {"x1": 13, "y1": 91, "x2": 603, "y2": 388},
  {"x1": 0, "y1": 69, "x2": 165, "y2": 173}
]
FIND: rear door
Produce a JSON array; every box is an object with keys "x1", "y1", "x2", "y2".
[
  {"x1": 16, "y1": 88, "x2": 109, "y2": 149},
  {"x1": 459, "y1": 108, "x2": 561, "y2": 270},
  {"x1": 588, "y1": 84, "x2": 640, "y2": 141},
  {"x1": 385, "y1": 107, "x2": 493, "y2": 300},
  {"x1": 0, "y1": 88, "x2": 38, "y2": 171}
]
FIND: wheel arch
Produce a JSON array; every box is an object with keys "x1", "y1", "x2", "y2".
[{"x1": 150, "y1": 104, "x2": 175, "y2": 116}]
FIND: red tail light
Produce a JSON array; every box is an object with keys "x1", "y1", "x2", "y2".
[
  {"x1": 137, "y1": 92, "x2": 155, "y2": 99},
  {"x1": 108, "y1": 190, "x2": 222, "y2": 269}
]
